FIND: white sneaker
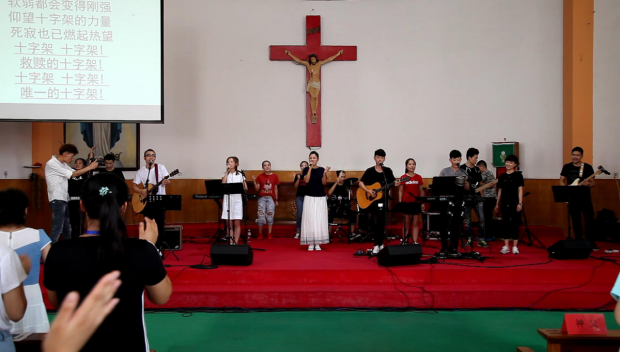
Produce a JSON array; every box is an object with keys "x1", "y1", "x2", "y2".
[
  {"x1": 379, "y1": 245, "x2": 384, "y2": 251},
  {"x1": 315, "y1": 244, "x2": 321, "y2": 251},
  {"x1": 500, "y1": 246, "x2": 510, "y2": 254},
  {"x1": 372, "y1": 245, "x2": 380, "y2": 255},
  {"x1": 512, "y1": 246, "x2": 519, "y2": 254},
  {"x1": 294, "y1": 233, "x2": 300, "y2": 239},
  {"x1": 308, "y1": 245, "x2": 314, "y2": 251}
]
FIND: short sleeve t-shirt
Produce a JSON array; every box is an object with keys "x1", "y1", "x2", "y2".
[
  {"x1": 0, "y1": 228, "x2": 50, "y2": 286},
  {"x1": 561, "y1": 163, "x2": 595, "y2": 186},
  {"x1": 256, "y1": 173, "x2": 280, "y2": 201},
  {"x1": 44, "y1": 237, "x2": 167, "y2": 352},
  {"x1": 480, "y1": 170, "x2": 497, "y2": 198},
  {"x1": 331, "y1": 184, "x2": 350, "y2": 199},
  {"x1": 133, "y1": 164, "x2": 169, "y2": 195},
  {"x1": 302, "y1": 167, "x2": 326, "y2": 197},
  {"x1": 294, "y1": 174, "x2": 307, "y2": 197},
  {"x1": 498, "y1": 171, "x2": 524, "y2": 205},
  {"x1": 0, "y1": 244, "x2": 27, "y2": 331},
  {"x1": 68, "y1": 174, "x2": 87, "y2": 198},
  {"x1": 400, "y1": 173, "x2": 424, "y2": 202},
  {"x1": 460, "y1": 164, "x2": 483, "y2": 194},
  {"x1": 361, "y1": 166, "x2": 396, "y2": 188}
]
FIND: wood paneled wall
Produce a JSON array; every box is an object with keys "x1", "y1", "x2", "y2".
[{"x1": 4, "y1": 172, "x2": 619, "y2": 236}]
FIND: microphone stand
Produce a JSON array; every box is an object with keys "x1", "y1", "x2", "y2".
[{"x1": 380, "y1": 163, "x2": 389, "y2": 250}]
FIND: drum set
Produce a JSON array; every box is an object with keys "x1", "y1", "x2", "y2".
[{"x1": 327, "y1": 177, "x2": 367, "y2": 241}]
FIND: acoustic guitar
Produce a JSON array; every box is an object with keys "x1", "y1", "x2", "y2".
[
  {"x1": 132, "y1": 169, "x2": 179, "y2": 213},
  {"x1": 356, "y1": 176, "x2": 410, "y2": 210},
  {"x1": 570, "y1": 165, "x2": 609, "y2": 186}
]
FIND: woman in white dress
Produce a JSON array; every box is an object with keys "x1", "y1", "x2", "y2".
[
  {"x1": 222, "y1": 156, "x2": 248, "y2": 245},
  {"x1": 0, "y1": 189, "x2": 51, "y2": 334},
  {"x1": 301, "y1": 151, "x2": 331, "y2": 251}
]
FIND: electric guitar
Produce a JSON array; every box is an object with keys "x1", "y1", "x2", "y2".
[
  {"x1": 570, "y1": 165, "x2": 609, "y2": 186},
  {"x1": 356, "y1": 176, "x2": 410, "y2": 210},
  {"x1": 475, "y1": 179, "x2": 498, "y2": 193},
  {"x1": 132, "y1": 169, "x2": 179, "y2": 213}
]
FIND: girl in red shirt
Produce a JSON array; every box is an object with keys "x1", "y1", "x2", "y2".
[{"x1": 398, "y1": 158, "x2": 425, "y2": 244}]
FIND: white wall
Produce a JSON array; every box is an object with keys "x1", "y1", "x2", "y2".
[
  {"x1": 143, "y1": 0, "x2": 563, "y2": 180},
  {"x1": 0, "y1": 122, "x2": 32, "y2": 179},
  {"x1": 594, "y1": 0, "x2": 620, "y2": 179}
]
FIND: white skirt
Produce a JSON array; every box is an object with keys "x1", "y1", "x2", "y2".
[
  {"x1": 221, "y1": 194, "x2": 243, "y2": 220},
  {"x1": 301, "y1": 196, "x2": 329, "y2": 245},
  {"x1": 11, "y1": 284, "x2": 50, "y2": 334}
]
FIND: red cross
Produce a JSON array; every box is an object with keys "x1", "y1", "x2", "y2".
[{"x1": 270, "y1": 15, "x2": 357, "y2": 148}]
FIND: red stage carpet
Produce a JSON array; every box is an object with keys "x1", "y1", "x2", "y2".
[
  {"x1": 41, "y1": 224, "x2": 620, "y2": 310},
  {"x1": 124, "y1": 224, "x2": 620, "y2": 310}
]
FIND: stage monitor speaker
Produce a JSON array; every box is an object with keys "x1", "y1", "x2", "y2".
[
  {"x1": 377, "y1": 244, "x2": 422, "y2": 267},
  {"x1": 547, "y1": 240, "x2": 592, "y2": 260},
  {"x1": 211, "y1": 245, "x2": 254, "y2": 266},
  {"x1": 163, "y1": 225, "x2": 183, "y2": 250}
]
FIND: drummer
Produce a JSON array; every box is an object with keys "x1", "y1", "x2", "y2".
[{"x1": 328, "y1": 170, "x2": 357, "y2": 237}]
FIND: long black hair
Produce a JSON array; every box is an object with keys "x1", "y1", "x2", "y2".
[
  {"x1": 0, "y1": 189, "x2": 29, "y2": 226},
  {"x1": 81, "y1": 173, "x2": 129, "y2": 260}
]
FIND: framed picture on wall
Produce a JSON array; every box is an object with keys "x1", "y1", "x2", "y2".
[
  {"x1": 492, "y1": 141, "x2": 519, "y2": 167},
  {"x1": 64, "y1": 123, "x2": 140, "y2": 171}
]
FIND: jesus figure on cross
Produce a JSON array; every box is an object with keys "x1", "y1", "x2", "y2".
[{"x1": 285, "y1": 49, "x2": 344, "y2": 123}]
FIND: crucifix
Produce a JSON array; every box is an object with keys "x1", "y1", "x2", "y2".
[{"x1": 270, "y1": 15, "x2": 357, "y2": 148}]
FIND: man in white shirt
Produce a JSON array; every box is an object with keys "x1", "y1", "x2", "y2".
[
  {"x1": 132, "y1": 149, "x2": 170, "y2": 247},
  {"x1": 45, "y1": 144, "x2": 98, "y2": 243}
]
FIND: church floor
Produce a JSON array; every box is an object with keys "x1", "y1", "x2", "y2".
[{"x1": 116, "y1": 310, "x2": 619, "y2": 351}]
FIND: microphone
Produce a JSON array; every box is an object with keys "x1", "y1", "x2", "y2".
[
  {"x1": 455, "y1": 162, "x2": 460, "y2": 167},
  {"x1": 149, "y1": 160, "x2": 154, "y2": 165},
  {"x1": 379, "y1": 162, "x2": 384, "y2": 166}
]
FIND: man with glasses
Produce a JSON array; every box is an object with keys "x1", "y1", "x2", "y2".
[{"x1": 132, "y1": 149, "x2": 171, "y2": 249}]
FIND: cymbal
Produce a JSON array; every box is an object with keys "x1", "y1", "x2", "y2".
[{"x1": 345, "y1": 177, "x2": 359, "y2": 184}]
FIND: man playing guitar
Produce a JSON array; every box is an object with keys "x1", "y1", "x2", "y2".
[
  {"x1": 559, "y1": 146, "x2": 598, "y2": 250},
  {"x1": 358, "y1": 149, "x2": 400, "y2": 255},
  {"x1": 132, "y1": 149, "x2": 171, "y2": 249}
]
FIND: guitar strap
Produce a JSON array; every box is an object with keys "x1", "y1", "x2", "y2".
[
  {"x1": 154, "y1": 163, "x2": 159, "y2": 185},
  {"x1": 579, "y1": 163, "x2": 584, "y2": 179}
]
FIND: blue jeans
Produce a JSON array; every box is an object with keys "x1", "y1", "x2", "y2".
[
  {"x1": 0, "y1": 330, "x2": 15, "y2": 352},
  {"x1": 296, "y1": 196, "x2": 304, "y2": 231},
  {"x1": 50, "y1": 200, "x2": 71, "y2": 243},
  {"x1": 257, "y1": 197, "x2": 275, "y2": 226},
  {"x1": 464, "y1": 201, "x2": 485, "y2": 240}
]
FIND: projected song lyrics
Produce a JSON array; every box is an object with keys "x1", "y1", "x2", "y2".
[{"x1": 6, "y1": 0, "x2": 114, "y2": 101}]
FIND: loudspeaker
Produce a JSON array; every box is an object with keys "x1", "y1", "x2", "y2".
[
  {"x1": 547, "y1": 240, "x2": 592, "y2": 259},
  {"x1": 377, "y1": 244, "x2": 422, "y2": 267},
  {"x1": 210, "y1": 245, "x2": 254, "y2": 266},
  {"x1": 162, "y1": 225, "x2": 183, "y2": 250}
]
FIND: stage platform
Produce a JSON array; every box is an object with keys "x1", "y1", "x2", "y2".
[{"x1": 113, "y1": 224, "x2": 620, "y2": 310}]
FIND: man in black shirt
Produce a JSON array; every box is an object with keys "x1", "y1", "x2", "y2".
[
  {"x1": 460, "y1": 148, "x2": 489, "y2": 248},
  {"x1": 359, "y1": 149, "x2": 400, "y2": 255},
  {"x1": 97, "y1": 153, "x2": 125, "y2": 180},
  {"x1": 559, "y1": 146, "x2": 598, "y2": 250}
]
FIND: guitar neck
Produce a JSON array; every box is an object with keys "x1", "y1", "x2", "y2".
[{"x1": 578, "y1": 170, "x2": 601, "y2": 186}]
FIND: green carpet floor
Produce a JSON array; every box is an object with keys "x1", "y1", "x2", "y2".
[{"x1": 134, "y1": 310, "x2": 619, "y2": 352}]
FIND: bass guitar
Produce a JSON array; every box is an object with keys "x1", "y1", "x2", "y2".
[
  {"x1": 570, "y1": 165, "x2": 609, "y2": 186},
  {"x1": 475, "y1": 179, "x2": 498, "y2": 194},
  {"x1": 356, "y1": 176, "x2": 410, "y2": 210},
  {"x1": 132, "y1": 169, "x2": 180, "y2": 213}
]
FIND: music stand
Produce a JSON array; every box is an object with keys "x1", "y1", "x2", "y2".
[
  {"x1": 390, "y1": 202, "x2": 418, "y2": 245},
  {"x1": 144, "y1": 195, "x2": 182, "y2": 261},
  {"x1": 552, "y1": 186, "x2": 590, "y2": 240},
  {"x1": 204, "y1": 180, "x2": 226, "y2": 243},
  {"x1": 221, "y1": 182, "x2": 245, "y2": 245}
]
